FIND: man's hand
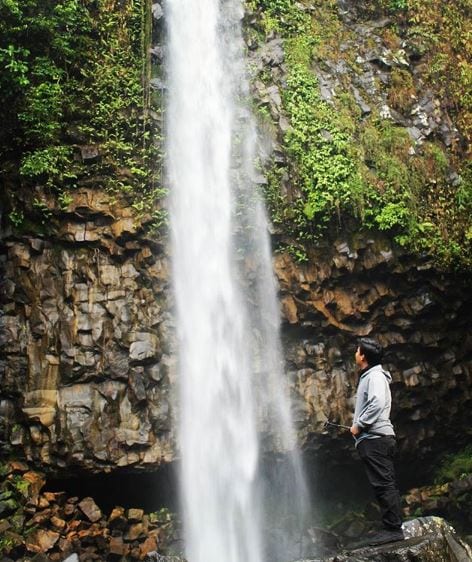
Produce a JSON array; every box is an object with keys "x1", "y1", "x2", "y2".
[{"x1": 350, "y1": 424, "x2": 360, "y2": 436}]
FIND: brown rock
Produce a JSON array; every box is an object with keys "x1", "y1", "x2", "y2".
[
  {"x1": 109, "y1": 506, "x2": 127, "y2": 530},
  {"x1": 124, "y1": 522, "x2": 144, "y2": 541},
  {"x1": 26, "y1": 529, "x2": 60, "y2": 553},
  {"x1": 281, "y1": 295, "x2": 298, "y2": 324},
  {"x1": 8, "y1": 244, "x2": 30, "y2": 268},
  {"x1": 139, "y1": 535, "x2": 158, "y2": 559},
  {"x1": 68, "y1": 520, "x2": 82, "y2": 531},
  {"x1": 43, "y1": 491, "x2": 66, "y2": 504},
  {"x1": 58, "y1": 537, "x2": 74, "y2": 553},
  {"x1": 51, "y1": 515, "x2": 67, "y2": 531},
  {"x1": 78, "y1": 497, "x2": 102, "y2": 522},
  {"x1": 129, "y1": 545, "x2": 142, "y2": 559},
  {"x1": 23, "y1": 471, "x2": 46, "y2": 498},
  {"x1": 64, "y1": 503, "x2": 77, "y2": 517},
  {"x1": 8, "y1": 460, "x2": 29, "y2": 473},
  {"x1": 109, "y1": 536, "x2": 129, "y2": 556},
  {"x1": 127, "y1": 508, "x2": 144, "y2": 522},
  {"x1": 29, "y1": 509, "x2": 52, "y2": 526},
  {"x1": 141, "y1": 514, "x2": 150, "y2": 534},
  {"x1": 109, "y1": 506, "x2": 125, "y2": 520},
  {"x1": 111, "y1": 217, "x2": 137, "y2": 238},
  {"x1": 37, "y1": 496, "x2": 50, "y2": 509},
  {"x1": 0, "y1": 519, "x2": 11, "y2": 533},
  {"x1": 77, "y1": 526, "x2": 103, "y2": 540}
]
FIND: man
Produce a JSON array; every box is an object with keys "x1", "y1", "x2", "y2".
[{"x1": 350, "y1": 337, "x2": 404, "y2": 545}]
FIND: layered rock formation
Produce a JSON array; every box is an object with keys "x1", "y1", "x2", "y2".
[
  {"x1": 0, "y1": 189, "x2": 176, "y2": 471},
  {"x1": 277, "y1": 234, "x2": 472, "y2": 473},
  {"x1": 1, "y1": 193, "x2": 471, "y2": 478}
]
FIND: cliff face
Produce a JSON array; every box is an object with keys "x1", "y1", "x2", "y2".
[
  {"x1": 276, "y1": 235, "x2": 471, "y2": 472},
  {"x1": 1, "y1": 211, "x2": 471, "y2": 474},
  {"x1": 0, "y1": 189, "x2": 176, "y2": 471},
  {"x1": 0, "y1": 0, "x2": 471, "y2": 478}
]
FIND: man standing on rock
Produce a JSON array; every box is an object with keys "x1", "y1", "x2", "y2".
[{"x1": 350, "y1": 337, "x2": 405, "y2": 546}]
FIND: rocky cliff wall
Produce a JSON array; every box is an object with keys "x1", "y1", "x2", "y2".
[
  {"x1": 1, "y1": 198, "x2": 471, "y2": 477},
  {"x1": 276, "y1": 234, "x2": 471, "y2": 476},
  {"x1": 0, "y1": 190, "x2": 176, "y2": 472}
]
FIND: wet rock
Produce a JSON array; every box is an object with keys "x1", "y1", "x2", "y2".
[
  {"x1": 23, "y1": 472, "x2": 46, "y2": 500},
  {"x1": 150, "y1": 77, "x2": 166, "y2": 91},
  {"x1": 152, "y1": 3, "x2": 163, "y2": 21},
  {"x1": 281, "y1": 295, "x2": 298, "y2": 324},
  {"x1": 140, "y1": 535, "x2": 159, "y2": 558},
  {"x1": 298, "y1": 517, "x2": 472, "y2": 561},
  {"x1": 144, "y1": 555, "x2": 184, "y2": 562},
  {"x1": 261, "y1": 38, "x2": 284, "y2": 67},
  {"x1": 111, "y1": 217, "x2": 136, "y2": 238}
]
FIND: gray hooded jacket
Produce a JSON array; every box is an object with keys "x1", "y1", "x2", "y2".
[{"x1": 353, "y1": 363, "x2": 395, "y2": 446}]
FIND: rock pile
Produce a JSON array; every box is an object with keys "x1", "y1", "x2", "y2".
[
  {"x1": 0, "y1": 462, "x2": 176, "y2": 561},
  {"x1": 404, "y1": 475, "x2": 472, "y2": 533}
]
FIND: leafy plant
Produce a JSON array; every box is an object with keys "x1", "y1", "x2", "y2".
[
  {"x1": 434, "y1": 446, "x2": 472, "y2": 484},
  {"x1": 8, "y1": 209, "x2": 24, "y2": 227},
  {"x1": 58, "y1": 191, "x2": 73, "y2": 210}
]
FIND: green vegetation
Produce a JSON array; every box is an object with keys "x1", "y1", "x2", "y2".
[
  {"x1": 249, "y1": 0, "x2": 471, "y2": 269},
  {"x1": 0, "y1": 467, "x2": 32, "y2": 556},
  {"x1": 0, "y1": 0, "x2": 163, "y2": 230},
  {"x1": 283, "y1": 37, "x2": 362, "y2": 228},
  {"x1": 0, "y1": 0, "x2": 469, "y2": 264},
  {"x1": 434, "y1": 446, "x2": 472, "y2": 484},
  {"x1": 9, "y1": 474, "x2": 30, "y2": 497}
]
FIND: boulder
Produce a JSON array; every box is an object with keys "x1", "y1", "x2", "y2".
[{"x1": 297, "y1": 517, "x2": 472, "y2": 561}]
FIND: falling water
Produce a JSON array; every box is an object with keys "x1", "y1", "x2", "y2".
[{"x1": 166, "y1": 1, "x2": 308, "y2": 561}]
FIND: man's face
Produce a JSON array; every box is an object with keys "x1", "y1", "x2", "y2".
[{"x1": 355, "y1": 346, "x2": 364, "y2": 366}]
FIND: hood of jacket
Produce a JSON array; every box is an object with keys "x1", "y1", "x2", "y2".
[{"x1": 360, "y1": 363, "x2": 392, "y2": 384}]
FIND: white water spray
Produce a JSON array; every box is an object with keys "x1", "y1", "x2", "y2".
[{"x1": 166, "y1": 1, "x2": 308, "y2": 561}]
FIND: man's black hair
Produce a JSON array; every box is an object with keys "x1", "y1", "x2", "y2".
[{"x1": 358, "y1": 337, "x2": 383, "y2": 366}]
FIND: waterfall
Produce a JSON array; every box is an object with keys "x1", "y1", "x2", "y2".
[{"x1": 166, "y1": 1, "x2": 309, "y2": 561}]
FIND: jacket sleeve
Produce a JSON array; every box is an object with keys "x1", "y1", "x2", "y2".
[{"x1": 356, "y1": 375, "x2": 387, "y2": 429}]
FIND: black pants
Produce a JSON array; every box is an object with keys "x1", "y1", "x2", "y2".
[{"x1": 357, "y1": 436, "x2": 403, "y2": 531}]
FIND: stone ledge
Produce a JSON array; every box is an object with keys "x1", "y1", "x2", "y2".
[{"x1": 297, "y1": 517, "x2": 472, "y2": 562}]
